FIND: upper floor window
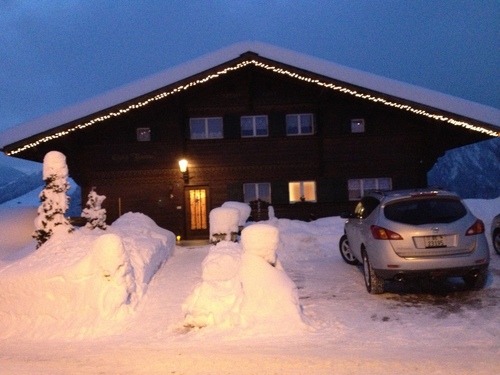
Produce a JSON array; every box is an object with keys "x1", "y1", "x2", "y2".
[
  {"x1": 286, "y1": 114, "x2": 314, "y2": 135},
  {"x1": 241, "y1": 115, "x2": 268, "y2": 137},
  {"x1": 351, "y1": 119, "x2": 365, "y2": 133},
  {"x1": 289, "y1": 181, "x2": 316, "y2": 203},
  {"x1": 348, "y1": 177, "x2": 392, "y2": 201},
  {"x1": 190, "y1": 117, "x2": 223, "y2": 139},
  {"x1": 243, "y1": 182, "x2": 271, "y2": 203},
  {"x1": 136, "y1": 127, "x2": 151, "y2": 142}
]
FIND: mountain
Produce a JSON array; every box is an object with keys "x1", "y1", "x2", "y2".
[
  {"x1": 428, "y1": 137, "x2": 500, "y2": 199},
  {"x1": 0, "y1": 165, "x2": 44, "y2": 205},
  {"x1": 0, "y1": 165, "x2": 25, "y2": 187}
]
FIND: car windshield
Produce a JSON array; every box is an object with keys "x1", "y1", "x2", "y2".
[{"x1": 384, "y1": 197, "x2": 467, "y2": 225}]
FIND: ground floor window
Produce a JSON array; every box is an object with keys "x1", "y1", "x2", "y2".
[
  {"x1": 289, "y1": 181, "x2": 316, "y2": 203},
  {"x1": 348, "y1": 177, "x2": 392, "y2": 200},
  {"x1": 243, "y1": 182, "x2": 271, "y2": 203}
]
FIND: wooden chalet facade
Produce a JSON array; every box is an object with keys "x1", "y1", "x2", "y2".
[{"x1": 1, "y1": 42, "x2": 499, "y2": 239}]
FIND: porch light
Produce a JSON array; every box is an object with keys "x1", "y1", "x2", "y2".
[{"x1": 179, "y1": 159, "x2": 189, "y2": 183}]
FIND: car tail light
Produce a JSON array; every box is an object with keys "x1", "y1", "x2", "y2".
[
  {"x1": 466, "y1": 219, "x2": 485, "y2": 235},
  {"x1": 370, "y1": 225, "x2": 403, "y2": 240}
]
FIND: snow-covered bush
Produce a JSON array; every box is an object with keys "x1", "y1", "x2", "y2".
[
  {"x1": 33, "y1": 151, "x2": 74, "y2": 248},
  {"x1": 209, "y1": 207, "x2": 239, "y2": 242},
  {"x1": 82, "y1": 188, "x2": 107, "y2": 230}
]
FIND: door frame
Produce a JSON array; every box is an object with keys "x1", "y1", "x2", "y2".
[{"x1": 183, "y1": 185, "x2": 210, "y2": 240}]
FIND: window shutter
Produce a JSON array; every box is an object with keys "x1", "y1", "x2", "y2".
[
  {"x1": 184, "y1": 118, "x2": 190, "y2": 139},
  {"x1": 223, "y1": 114, "x2": 241, "y2": 139},
  {"x1": 317, "y1": 178, "x2": 348, "y2": 203},
  {"x1": 226, "y1": 182, "x2": 243, "y2": 202},
  {"x1": 268, "y1": 112, "x2": 286, "y2": 137},
  {"x1": 271, "y1": 181, "x2": 289, "y2": 204}
]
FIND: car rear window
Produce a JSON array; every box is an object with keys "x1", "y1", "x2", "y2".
[{"x1": 384, "y1": 197, "x2": 467, "y2": 225}]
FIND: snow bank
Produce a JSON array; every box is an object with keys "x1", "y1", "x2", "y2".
[
  {"x1": 0, "y1": 212, "x2": 175, "y2": 339},
  {"x1": 183, "y1": 224, "x2": 306, "y2": 333}
]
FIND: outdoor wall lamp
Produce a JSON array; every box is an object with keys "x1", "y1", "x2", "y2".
[{"x1": 178, "y1": 159, "x2": 189, "y2": 183}]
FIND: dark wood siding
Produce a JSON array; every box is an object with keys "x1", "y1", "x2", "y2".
[{"x1": 22, "y1": 62, "x2": 492, "y2": 239}]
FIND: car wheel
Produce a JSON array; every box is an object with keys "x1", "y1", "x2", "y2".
[
  {"x1": 493, "y1": 229, "x2": 500, "y2": 255},
  {"x1": 362, "y1": 250, "x2": 384, "y2": 294},
  {"x1": 463, "y1": 269, "x2": 488, "y2": 290},
  {"x1": 339, "y1": 235, "x2": 359, "y2": 265}
]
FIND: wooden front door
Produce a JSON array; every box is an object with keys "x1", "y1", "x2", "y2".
[{"x1": 184, "y1": 186, "x2": 210, "y2": 240}]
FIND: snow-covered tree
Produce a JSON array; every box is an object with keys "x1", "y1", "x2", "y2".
[
  {"x1": 33, "y1": 151, "x2": 74, "y2": 248},
  {"x1": 81, "y1": 187, "x2": 107, "y2": 230}
]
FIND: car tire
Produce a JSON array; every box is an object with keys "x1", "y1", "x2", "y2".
[
  {"x1": 362, "y1": 250, "x2": 384, "y2": 294},
  {"x1": 463, "y1": 269, "x2": 488, "y2": 290},
  {"x1": 339, "y1": 235, "x2": 359, "y2": 265},
  {"x1": 493, "y1": 229, "x2": 500, "y2": 255}
]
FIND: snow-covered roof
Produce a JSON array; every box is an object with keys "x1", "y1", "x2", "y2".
[{"x1": 1, "y1": 41, "x2": 499, "y2": 154}]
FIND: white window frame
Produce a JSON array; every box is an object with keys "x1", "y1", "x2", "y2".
[
  {"x1": 241, "y1": 115, "x2": 269, "y2": 137},
  {"x1": 286, "y1": 113, "x2": 315, "y2": 135},
  {"x1": 289, "y1": 181, "x2": 317, "y2": 203},
  {"x1": 351, "y1": 119, "x2": 365, "y2": 133},
  {"x1": 189, "y1": 117, "x2": 223, "y2": 139},
  {"x1": 243, "y1": 182, "x2": 271, "y2": 203},
  {"x1": 348, "y1": 177, "x2": 392, "y2": 201}
]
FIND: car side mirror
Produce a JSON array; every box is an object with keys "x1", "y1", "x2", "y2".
[{"x1": 340, "y1": 212, "x2": 354, "y2": 219}]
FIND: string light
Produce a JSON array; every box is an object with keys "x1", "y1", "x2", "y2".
[{"x1": 6, "y1": 59, "x2": 498, "y2": 155}]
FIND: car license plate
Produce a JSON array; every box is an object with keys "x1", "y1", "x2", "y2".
[{"x1": 424, "y1": 235, "x2": 446, "y2": 248}]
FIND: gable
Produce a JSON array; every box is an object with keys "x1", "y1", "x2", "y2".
[{"x1": 1, "y1": 41, "x2": 498, "y2": 158}]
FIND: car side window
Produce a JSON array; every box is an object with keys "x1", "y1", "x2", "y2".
[{"x1": 354, "y1": 196, "x2": 380, "y2": 219}]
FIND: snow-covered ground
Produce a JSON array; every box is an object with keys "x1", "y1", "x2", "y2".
[{"x1": 0, "y1": 197, "x2": 499, "y2": 374}]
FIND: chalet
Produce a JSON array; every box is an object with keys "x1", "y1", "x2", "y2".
[{"x1": 1, "y1": 42, "x2": 499, "y2": 239}]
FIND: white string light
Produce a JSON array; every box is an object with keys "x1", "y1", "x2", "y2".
[{"x1": 7, "y1": 59, "x2": 498, "y2": 155}]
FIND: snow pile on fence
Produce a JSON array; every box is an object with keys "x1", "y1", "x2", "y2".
[
  {"x1": 221, "y1": 201, "x2": 251, "y2": 227},
  {"x1": 183, "y1": 223, "x2": 306, "y2": 333},
  {"x1": 0, "y1": 212, "x2": 175, "y2": 339},
  {"x1": 209, "y1": 206, "x2": 240, "y2": 242}
]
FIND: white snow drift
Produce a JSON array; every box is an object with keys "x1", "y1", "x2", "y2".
[{"x1": 0, "y1": 212, "x2": 175, "y2": 339}]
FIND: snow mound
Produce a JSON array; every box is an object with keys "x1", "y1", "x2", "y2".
[
  {"x1": 0, "y1": 212, "x2": 175, "y2": 339},
  {"x1": 241, "y1": 223, "x2": 279, "y2": 265},
  {"x1": 209, "y1": 206, "x2": 239, "y2": 241},
  {"x1": 183, "y1": 224, "x2": 306, "y2": 333}
]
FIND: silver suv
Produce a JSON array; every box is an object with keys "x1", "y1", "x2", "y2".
[{"x1": 339, "y1": 189, "x2": 490, "y2": 294}]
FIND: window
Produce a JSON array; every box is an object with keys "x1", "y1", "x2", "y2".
[
  {"x1": 286, "y1": 114, "x2": 314, "y2": 135},
  {"x1": 289, "y1": 181, "x2": 316, "y2": 203},
  {"x1": 241, "y1": 115, "x2": 268, "y2": 137},
  {"x1": 384, "y1": 197, "x2": 466, "y2": 225},
  {"x1": 354, "y1": 196, "x2": 381, "y2": 219},
  {"x1": 351, "y1": 119, "x2": 365, "y2": 133},
  {"x1": 190, "y1": 117, "x2": 223, "y2": 139},
  {"x1": 136, "y1": 127, "x2": 151, "y2": 142},
  {"x1": 348, "y1": 178, "x2": 392, "y2": 201},
  {"x1": 243, "y1": 183, "x2": 271, "y2": 203}
]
